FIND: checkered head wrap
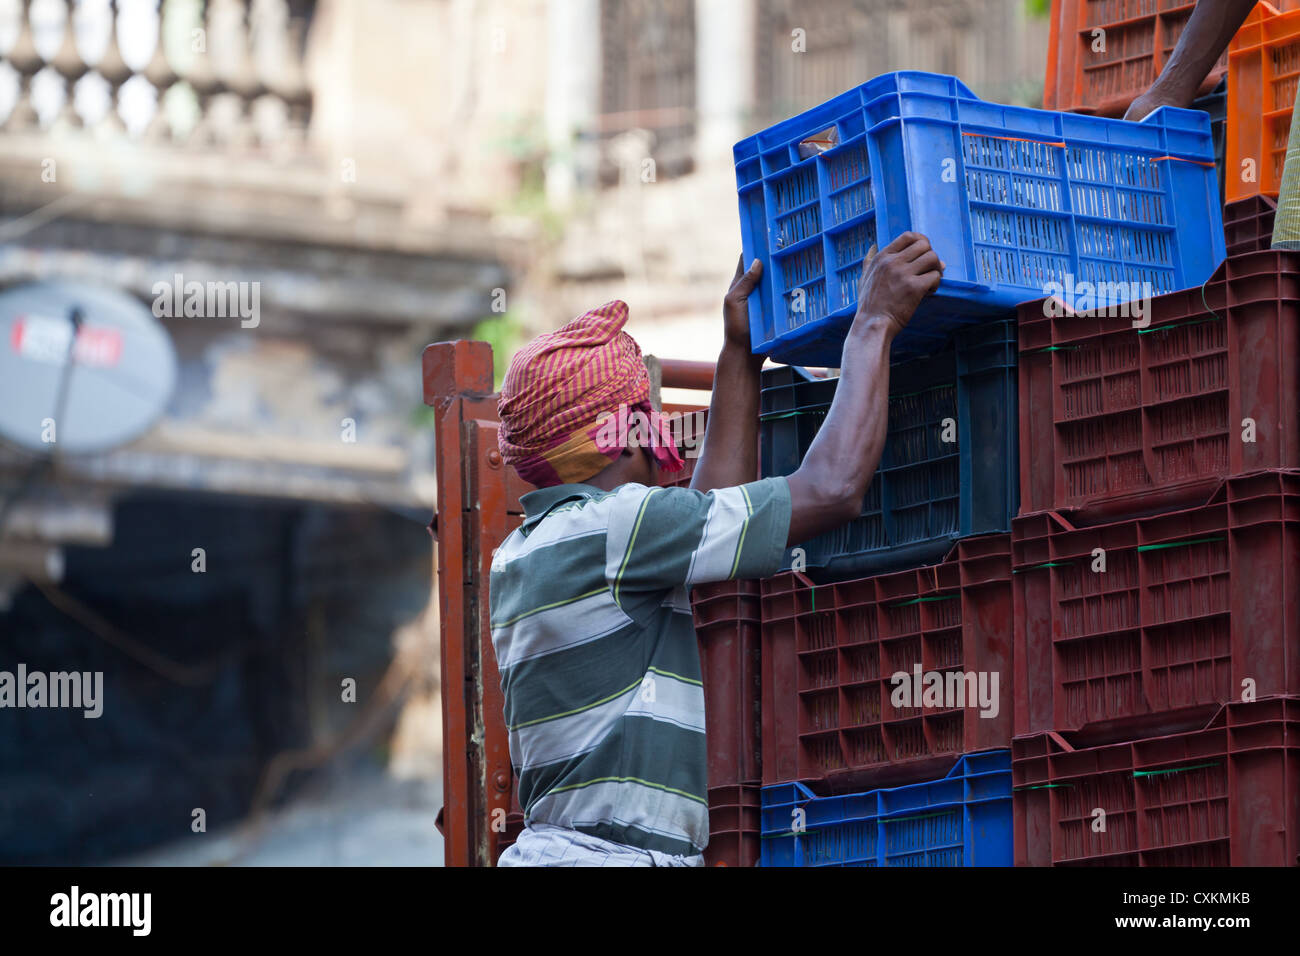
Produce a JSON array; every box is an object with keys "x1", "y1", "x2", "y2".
[{"x1": 497, "y1": 301, "x2": 685, "y2": 488}]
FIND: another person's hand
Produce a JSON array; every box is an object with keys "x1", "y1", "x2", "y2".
[
  {"x1": 855, "y1": 232, "x2": 943, "y2": 339},
  {"x1": 1124, "y1": 86, "x2": 1191, "y2": 122},
  {"x1": 723, "y1": 255, "x2": 763, "y2": 354}
]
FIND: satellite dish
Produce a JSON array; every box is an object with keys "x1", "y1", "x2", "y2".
[{"x1": 0, "y1": 280, "x2": 177, "y2": 455}]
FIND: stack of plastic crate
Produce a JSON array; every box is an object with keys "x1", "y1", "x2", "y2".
[
  {"x1": 1033, "y1": 13, "x2": 1300, "y2": 868},
  {"x1": 692, "y1": 579, "x2": 764, "y2": 866},
  {"x1": 734, "y1": 70, "x2": 1227, "y2": 866},
  {"x1": 1012, "y1": 247, "x2": 1300, "y2": 865},
  {"x1": 1010, "y1": 2, "x2": 1300, "y2": 861},
  {"x1": 756, "y1": 538, "x2": 1016, "y2": 865}
]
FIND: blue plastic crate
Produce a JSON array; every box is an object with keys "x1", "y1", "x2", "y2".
[
  {"x1": 760, "y1": 750, "x2": 1011, "y2": 867},
  {"x1": 735, "y1": 71, "x2": 1228, "y2": 367},
  {"x1": 759, "y1": 319, "x2": 1017, "y2": 580}
]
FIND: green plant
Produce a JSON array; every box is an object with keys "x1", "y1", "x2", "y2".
[
  {"x1": 491, "y1": 112, "x2": 570, "y2": 239},
  {"x1": 472, "y1": 310, "x2": 527, "y2": 391},
  {"x1": 410, "y1": 404, "x2": 439, "y2": 429}
]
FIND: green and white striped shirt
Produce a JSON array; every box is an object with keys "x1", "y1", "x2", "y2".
[{"x1": 489, "y1": 477, "x2": 791, "y2": 857}]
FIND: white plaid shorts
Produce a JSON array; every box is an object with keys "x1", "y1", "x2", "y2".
[{"x1": 498, "y1": 823, "x2": 705, "y2": 867}]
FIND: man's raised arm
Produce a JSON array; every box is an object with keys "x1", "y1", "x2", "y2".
[{"x1": 785, "y1": 232, "x2": 943, "y2": 545}]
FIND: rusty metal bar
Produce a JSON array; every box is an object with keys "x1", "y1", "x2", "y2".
[
  {"x1": 422, "y1": 340, "x2": 495, "y2": 868},
  {"x1": 659, "y1": 358, "x2": 715, "y2": 391}
]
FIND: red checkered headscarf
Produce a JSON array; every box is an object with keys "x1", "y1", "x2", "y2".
[{"x1": 497, "y1": 301, "x2": 684, "y2": 487}]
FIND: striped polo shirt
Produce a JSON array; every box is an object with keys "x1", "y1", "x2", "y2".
[{"x1": 489, "y1": 476, "x2": 791, "y2": 857}]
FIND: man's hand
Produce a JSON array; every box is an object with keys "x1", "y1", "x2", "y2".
[
  {"x1": 690, "y1": 255, "x2": 765, "y2": 493},
  {"x1": 723, "y1": 255, "x2": 764, "y2": 356},
  {"x1": 854, "y1": 232, "x2": 944, "y2": 340}
]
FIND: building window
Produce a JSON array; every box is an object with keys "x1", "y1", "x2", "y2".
[{"x1": 598, "y1": 0, "x2": 696, "y2": 184}]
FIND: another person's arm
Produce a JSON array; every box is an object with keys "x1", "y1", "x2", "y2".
[
  {"x1": 1124, "y1": 0, "x2": 1256, "y2": 120},
  {"x1": 784, "y1": 232, "x2": 942, "y2": 546},
  {"x1": 689, "y1": 256, "x2": 765, "y2": 493}
]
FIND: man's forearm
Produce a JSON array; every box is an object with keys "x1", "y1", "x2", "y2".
[
  {"x1": 1151, "y1": 0, "x2": 1256, "y2": 103},
  {"x1": 785, "y1": 316, "x2": 893, "y2": 544},
  {"x1": 689, "y1": 342, "x2": 763, "y2": 492}
]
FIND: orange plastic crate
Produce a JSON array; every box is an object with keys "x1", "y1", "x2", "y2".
[
  {"x1": 1228, "y1": 2, "x2": 1300, "y2": 202},
  {"x1": 1045, "y1": 0, "x2": 1220, "y2": 117},
  {"x1": 1045, "y1": 0, "x2": 1297, "y2": 118}
]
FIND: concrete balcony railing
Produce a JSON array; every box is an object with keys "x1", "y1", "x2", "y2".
[
  {"x1": 0, "y1": 0, "x2": 362, "y2": 249},
  {"x1": 0, "y1": 0, "x2": 312, "y2": 153}
]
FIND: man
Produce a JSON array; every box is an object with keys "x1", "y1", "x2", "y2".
[
  {"x1": 1124, "y1": 0, "x2": 1300, "y2": 248},
  {"x1": 490, "y1": 233, "x2": 944, "y2": 866}
]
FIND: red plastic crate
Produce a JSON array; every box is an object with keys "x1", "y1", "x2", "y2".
[
  {"x1": 1013, "y1": 697, "x2": 1300, "y2": 866},
  {"x1": 1043, "y1": 0, "x2": 1227, "y2": 117},
  {"x1": 692, "y1": 579, "x2": 763, "y2": 788},
  {"x1": 760, "y1": 534, "x2": 1013, "y2": 791},
  {"x1": 704, "y1": 783, "x2": 761, "y2": 866},
  {"x1": 1225, "y1": 195, "x2": 1279, "y2": 256},
  {"x1": 1013, "y1": 471, "x2": 1300, "y2": 740},
  {"x1": 1227, "y1": 1, "x2": 1299, "y2": 203},
  {"x1": 1017, "y1": 252, "x2": 1300, "y2": 522},
  {"x1": 655, "y1": 406, "x2": 707, "y2": 489}
]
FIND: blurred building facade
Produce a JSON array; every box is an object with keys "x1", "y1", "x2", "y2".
[
  {"x1": 0, "y1": 0, "x2": 1047, "y2": 863},
  {"x1": 0, "y1": 0, "x2": 494, "y2": 862},
  {"x1": 439, "y1": 0, "x2": 1049, "y2": 376}
]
